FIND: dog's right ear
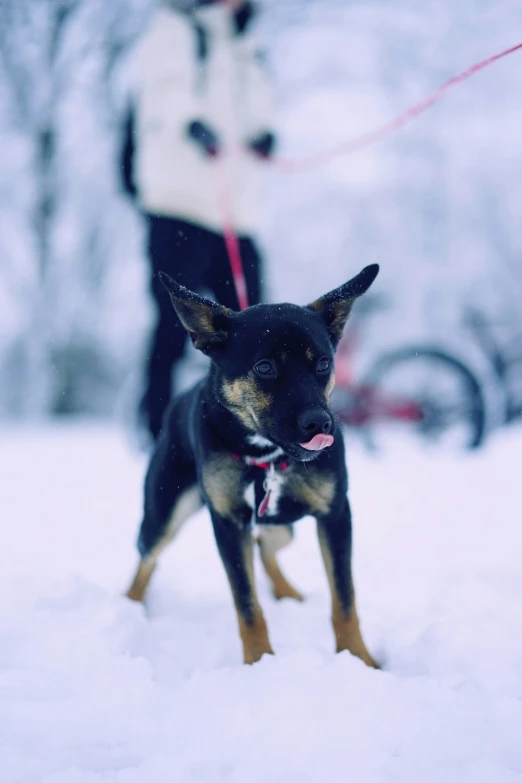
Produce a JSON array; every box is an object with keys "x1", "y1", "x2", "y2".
[
  {"x1": 307, "y1": 264, "x2": 379, "y2": 347},
  {"x1": 159, "y1": 272, "x2": 233, "y2": 354}
]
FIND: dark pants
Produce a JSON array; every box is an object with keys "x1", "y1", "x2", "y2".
[{"x1": 141, "y1": 215, "x2": 263, "y2": 440}]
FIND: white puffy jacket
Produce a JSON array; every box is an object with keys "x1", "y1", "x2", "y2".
[{"x1": 130, "y1": 3, "x2": 273, "y2": 235}]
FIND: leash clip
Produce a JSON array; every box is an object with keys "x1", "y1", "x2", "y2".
[
  {"x1": 258, "y1": 462, "x2": 278, "y2": 518},
  {"x1": 232, "y1": 454, "x2": 288, "y2": 519}
]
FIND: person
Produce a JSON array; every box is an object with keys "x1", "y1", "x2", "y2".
[{"x1": 121, "y1": 0, "x2": 276, "y2": 442}]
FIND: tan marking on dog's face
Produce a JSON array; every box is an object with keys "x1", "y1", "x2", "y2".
[
  {"x1": 305, "y1": 346, "x2": 315, "y2": 363},
  {"x1": 325, "y1": 371, "x2": 335, "y2": 400},
  {"x1": 247, "y1": 405, "x2": 260, "y2": 428},
  {"x1": 221, "y1": 375, "x2": 272, "y2": 431},
  {"x1": 286, "y1": 471, "x2": 336, "y2": 517},
  {"x1": 202, "y1": 454, "x2": 246, "y2": 519}
]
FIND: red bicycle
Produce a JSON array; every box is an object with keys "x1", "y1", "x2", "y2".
[{"x1": 330, "y1": 304, "x2": 487, "y2": 451}]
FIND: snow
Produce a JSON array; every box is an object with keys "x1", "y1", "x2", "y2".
[{"x1": 2, "y1": 422, "x2": 522, "y2": 782}]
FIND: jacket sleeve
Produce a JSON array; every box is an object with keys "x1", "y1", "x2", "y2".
[{"x1": 132, "y1": 11, "x2": 204, "y2": 138}]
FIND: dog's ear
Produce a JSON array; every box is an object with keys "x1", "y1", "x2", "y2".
[
  {"x1": 307, "y1": 264, "x2": 379, "y2": 346},
  {"x1": 159, "y1": 272, "x2": 233, "y2": 354}
]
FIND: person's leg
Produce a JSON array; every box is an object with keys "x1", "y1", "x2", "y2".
[
  {"x1": 141, "y1": 217, "x2": 193, "y2": 440},
  {"x1": 239, "y1": 236, "x2": 263, "y2": 306}
]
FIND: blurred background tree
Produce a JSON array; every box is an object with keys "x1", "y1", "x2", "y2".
[
  {"x1": 0, "y1": 0, "x2": 152, "y2": 417},
  {"x1": 0, "y1": 0, "x2": 520, "y2": 420}
]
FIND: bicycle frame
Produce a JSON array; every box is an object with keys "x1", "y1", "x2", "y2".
[
  {"x1": 333, "y1": 323, "x2": 424, "y2": 428},
  {"x1": 333, "y1": 384, "x2": 424, "y2": 427}
]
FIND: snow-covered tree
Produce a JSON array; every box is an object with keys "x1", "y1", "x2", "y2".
[
  {"x1": 1, "y1": 0, "x2": 521, "y2": 420},
  {"x1": 0, "y1": 0, "x2": 152, "y2": 417}
]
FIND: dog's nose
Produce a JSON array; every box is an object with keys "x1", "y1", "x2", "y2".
[{"x1": 298, "y1": 409, "x2": 333, "y2": 438}]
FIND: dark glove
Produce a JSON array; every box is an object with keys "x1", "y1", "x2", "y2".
[
  {"x1": 247, "y1": 131, "x2": 276, "y2": 159},
  {"x1": 186, "y1": 120, "x2": 220, "y2": 158},
  {"x1": 121, "y1": 106, "x2": 137, "y2": 198}
]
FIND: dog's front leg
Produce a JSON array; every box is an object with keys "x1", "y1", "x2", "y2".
[
  {"x1": 211, "y1": 512, "x2": 273, "y2": 664},
  {"x1": 317, "y1": 499, "x2": 378, "y2": 668}
]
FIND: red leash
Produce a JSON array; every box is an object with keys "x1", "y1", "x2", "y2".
[
  {"x1": 210, "y1": 159, "x2": 250, "y2": 311},
  {"x1": 211, "y1": 41, "x2": 522, "y2": 308},
  {"x1": 275, "y1": 41, "x2": 522, "y2": 172}
]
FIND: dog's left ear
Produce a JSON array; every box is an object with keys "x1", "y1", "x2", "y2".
[
  {"x1": 307, "y1": 264, "x2": 379, "y2": 346},
  {"x1": 159, "y1": 272, "x2": 233, "y2": 354}
]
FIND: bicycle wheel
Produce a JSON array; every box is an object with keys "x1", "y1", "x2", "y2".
[{"x1": 362, "y1": 347, "x2": 487, "y2": 450}]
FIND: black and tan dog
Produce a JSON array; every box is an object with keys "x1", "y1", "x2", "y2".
[{"x1": 127, "y1": 264, "x2": 380, "y2": 666}]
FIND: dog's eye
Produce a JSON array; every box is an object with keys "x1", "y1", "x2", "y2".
[
  {"x1": 254, "y1": 360, "x2": 277, "y2": 378},
  {"x1": 317, "y1": 357, "x2": 331, "y2": 374}
]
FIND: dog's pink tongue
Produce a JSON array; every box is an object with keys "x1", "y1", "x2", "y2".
[{"x1": 300, "y1": 433, "x2": 334, "y2": 451}]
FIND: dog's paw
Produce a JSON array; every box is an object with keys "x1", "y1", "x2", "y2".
[
  {"x1": 366, "y1": 654, "x2": 381, "y2": 670},
  {"x1": 272, "y1": 584, "x2": 305, "y2": 602}
]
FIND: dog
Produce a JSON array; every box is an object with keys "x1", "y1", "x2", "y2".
[{"x1": 127, "y1": 264, "x2": 380, "y2": 666}]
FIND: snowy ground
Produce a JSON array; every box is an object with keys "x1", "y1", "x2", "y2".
[{"x1": 1, "y1": 422, "x2": 522, "y2": 782}]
